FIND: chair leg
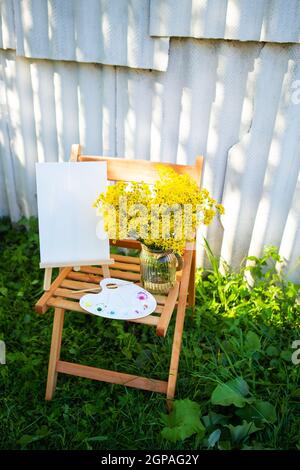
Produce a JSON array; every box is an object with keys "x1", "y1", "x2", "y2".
[
  {"x1": 187, "y1": 250, "x2": 196, "y2": 308},
  {"x1": 166, "y1": 305, "x2": 186, "y2": 404},
  {"x1": 45, "y1": 308, "x2": 65, "y2": 400},
  {"x1": 167, "y1": 247, "x2": 193, "y2": 406}
]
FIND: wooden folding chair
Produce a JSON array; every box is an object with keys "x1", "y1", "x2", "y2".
[{"x1": 35, "y1": 144, "x2": 203, "y2": 402}]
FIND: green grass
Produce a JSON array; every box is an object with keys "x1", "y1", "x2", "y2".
[{"x1": 0, "y1": 217, "x2": 299, "y2": 450}]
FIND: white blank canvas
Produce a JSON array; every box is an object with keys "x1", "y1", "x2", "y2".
[{"x1": 36, "y1": 162, "x2": 109, "y2": 267}]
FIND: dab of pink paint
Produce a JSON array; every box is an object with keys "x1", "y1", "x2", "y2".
[{"x1": 137, "y1": 291, "x2": 148, "y2": 301}]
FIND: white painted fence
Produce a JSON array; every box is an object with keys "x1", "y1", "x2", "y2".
[{"x1": 0, "y1": 0, "x2": 300, "y2": 280}]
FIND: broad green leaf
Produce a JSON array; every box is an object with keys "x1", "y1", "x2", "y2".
[
  {"x1": 280, "y1": 350, "x2": 292, "y2": 362},
  {"x1": 266, "y1": 345, "x2": 279, "y2": 357},
  {"x1": 245, "y1": 331, "x2": 261, "y2": 353},
  {"x1": 225, "y1": 420, "x2": 262, "y2": 443},
  {"x1": 18, "y1": 433, "x2": 47, "y2": 448},
  {"x1": 219, "y1": 440, "x2": 232, "y2": 450},
  {"x1": 161, "y1": 399, "x2": 205, "y2": 443},
  {"x1": 242, "y1": 443, "x2": 273, "y2": 450},
  {"x1": 36, "y1": 425, "x2": 48, "y2": 436},
  {"x1": 270, "y1": 358, "x2": 279, "y2": 367},
  {"x1": 202, "y1": 412, "x2": 228, "y2": 428},
  {"x1": 83, "y1": 403, "x2": 97, "y2": 416},
  {"x1": 208, "y1": 429, "x2": 221, "y2": 448},
  {"x1": 236, "y1": 400, "x2": 276, "y2": 424},
  {"x1": 18, "y1": 435, "x2": 36, "y2": 447},
  {"x1": 291, "y1": 388, "x2": 300, "y2": 398},
  {"x1": 84, "y1": 436, "x2": 108, "y2": 442},
  {"x1": 211, "y1": 377, "x2": 250, "y2": 408}
]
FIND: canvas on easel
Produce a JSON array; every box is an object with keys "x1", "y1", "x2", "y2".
[{"x1": 35, "y1": 161, "x2": 111, "y2": 289}]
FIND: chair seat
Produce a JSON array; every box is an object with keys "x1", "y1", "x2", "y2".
[{"x1": 35, "y1": 253, "x2": 179, "y2": 337}]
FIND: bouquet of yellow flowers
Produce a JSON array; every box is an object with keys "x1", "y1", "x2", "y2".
[{"x1": 93, "y1": 166, "x2": 224, "y2": 255}]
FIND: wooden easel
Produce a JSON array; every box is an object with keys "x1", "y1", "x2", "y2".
[{"x1": 35, "y1": 145, "x2": 203, "y2": 403}]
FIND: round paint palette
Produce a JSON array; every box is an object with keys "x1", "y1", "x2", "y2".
[{"x1": 79, "y1": 278, "x2": 157, "y2": 320}]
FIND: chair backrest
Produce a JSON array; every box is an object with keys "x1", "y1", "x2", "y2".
[{"x1": 70, "y1": 144, "x2": 203, "y2": 186}]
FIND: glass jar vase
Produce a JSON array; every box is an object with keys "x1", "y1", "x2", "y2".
[{"x1": 140, "y1": 244, "x2": 183, "y2": 294}]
